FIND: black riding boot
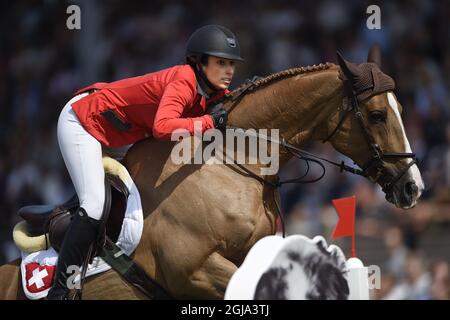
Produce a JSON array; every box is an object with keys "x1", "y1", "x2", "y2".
[{"x1": 47, "y1": 207, "x2": 100, "y2": 300}]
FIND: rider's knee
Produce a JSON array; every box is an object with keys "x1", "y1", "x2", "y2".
[{"x1": 80, "y1": 196, "x2": 105, "y2": 221}]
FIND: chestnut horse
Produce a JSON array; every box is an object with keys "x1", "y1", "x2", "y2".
[{"x1": 0, "y1": 47, "x2": 424, "y2": 299}]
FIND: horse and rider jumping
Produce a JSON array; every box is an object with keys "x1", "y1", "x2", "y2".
[{"x1": 0, "y1": 25, "x2": 424, "y2": 299}]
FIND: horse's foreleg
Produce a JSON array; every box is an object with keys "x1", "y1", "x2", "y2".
[
  {"x1": 180, "y1": 252, "x2": 237, "y2": 299},
  {"x1": 0, "y1": 259, "x2": 25, "y2": 300}
]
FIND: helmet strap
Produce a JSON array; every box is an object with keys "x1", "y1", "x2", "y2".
[{"x1": 194, "y1": 63, "x2": 219, "y2": 95}]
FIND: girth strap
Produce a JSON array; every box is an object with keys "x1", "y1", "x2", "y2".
[{"x1": 99, "y1": 237, "x2": 173, "y2": 300}]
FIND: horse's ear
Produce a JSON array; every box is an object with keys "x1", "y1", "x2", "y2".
[
  {"x1": 336, "y1": 51, "x2": 355, "y2": 79},
  {"x1": 367, "y1": 43, "x2": 381, "y2": 67}
]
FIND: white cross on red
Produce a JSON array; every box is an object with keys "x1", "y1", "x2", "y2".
[{"x1": 28, "y1": 267, "x2": 49, "y2": 289}]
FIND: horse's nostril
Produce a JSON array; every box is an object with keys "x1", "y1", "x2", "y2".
[{"x1": 405, "y1": 182, "x2": 418, "y2": 197}]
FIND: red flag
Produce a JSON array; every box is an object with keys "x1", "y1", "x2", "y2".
[{"x1": 331, "y1": 195, "x2": 356, "y2": 257}]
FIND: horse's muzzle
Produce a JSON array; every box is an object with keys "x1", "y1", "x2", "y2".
[{"x1": 385, "y1": 178, "x2": 422, "y2": 209}]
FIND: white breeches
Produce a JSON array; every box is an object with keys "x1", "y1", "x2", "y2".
[{"x1": 57, "y1": 93, "x2": 105, "y2": 221}]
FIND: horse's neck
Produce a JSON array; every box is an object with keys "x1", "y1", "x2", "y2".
[{"x1": 228, "y1": 66, "x2": 343, "y2": 166}]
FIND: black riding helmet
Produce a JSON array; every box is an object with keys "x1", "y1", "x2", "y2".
[
  {"x1": 186, "y1": 25, "x2": 244, "y2": 63},
  {"x1": 185, "y1": 25, "x2": 244, "y2": 93}
]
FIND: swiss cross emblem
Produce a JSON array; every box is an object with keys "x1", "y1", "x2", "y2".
[{"x1": 25, "y1": 263, "x2": 55, "y2": 293}]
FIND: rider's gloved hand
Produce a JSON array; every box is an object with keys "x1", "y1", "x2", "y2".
[{"x1": 210, "y1": 108, "x2": 228, "y2": 131}]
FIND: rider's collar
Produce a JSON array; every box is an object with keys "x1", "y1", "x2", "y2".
[
  {"x1": 193, "y1": 65, "x2": 221, "y2": 100},
  {"x1": 196, "y1": 81, "x2": 210, "y2": 100}
]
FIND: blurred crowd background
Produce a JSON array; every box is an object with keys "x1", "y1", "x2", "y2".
[{"x1": 0, "y1": 0, "x2": 449, "y2": 299}]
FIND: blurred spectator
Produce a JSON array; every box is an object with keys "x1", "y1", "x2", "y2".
[
  {"x1": 383, "y1": 227, "x2": 408, "y2": 280},
  {"x1": 429, "y1": 260, "x2": 450, "y2": 300},
  {"x1": 383, "y1": 251, "x2": 431, "y2": 300}
]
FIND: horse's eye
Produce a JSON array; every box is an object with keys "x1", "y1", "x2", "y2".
[{"x1": 369, "y1": 111, "x2": 386, "y2": 123}]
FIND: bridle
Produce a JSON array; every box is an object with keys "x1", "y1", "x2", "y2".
[
  {"x1": 322, "y1": 80, "x2": 417, "y2": 194},
  {"x1": 226, "y1": 81, "x2": 417, "y2": 193},
  {"x1": 222, "y1": 77, "x2": 417, "y2": 236}
]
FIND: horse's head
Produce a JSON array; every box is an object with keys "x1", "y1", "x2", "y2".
[{"x1": 328, "y1": 45, "x2": 424, "y2": 209}]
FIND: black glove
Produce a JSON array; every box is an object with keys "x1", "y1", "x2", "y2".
[{"x1": 210, "y1": 108, "x2": 228, "y2": 130}]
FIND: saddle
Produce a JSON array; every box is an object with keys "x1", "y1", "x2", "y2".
[
  {"x1": 17, "y1": 173, "x2": 130, "y2": 253},
  {"x1": 16, "y1": 157, "x2": 172, "y2": 300}
]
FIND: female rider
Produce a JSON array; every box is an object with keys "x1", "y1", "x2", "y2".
[{"x1": 48, "y1": 25, "x2": 244, "y2": 299}]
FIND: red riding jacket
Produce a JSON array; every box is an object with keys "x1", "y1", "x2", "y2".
[{"x1": 71, "y1": 64, "x2": 227, "y2": 147}]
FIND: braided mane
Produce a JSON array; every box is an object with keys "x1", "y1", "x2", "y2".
[
  {"x1": 234, "y1": 62, "x2": 334, "y2": 93},
  {"x1": 215, "y1": 62, "x2": 335, "y2": 108}
]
